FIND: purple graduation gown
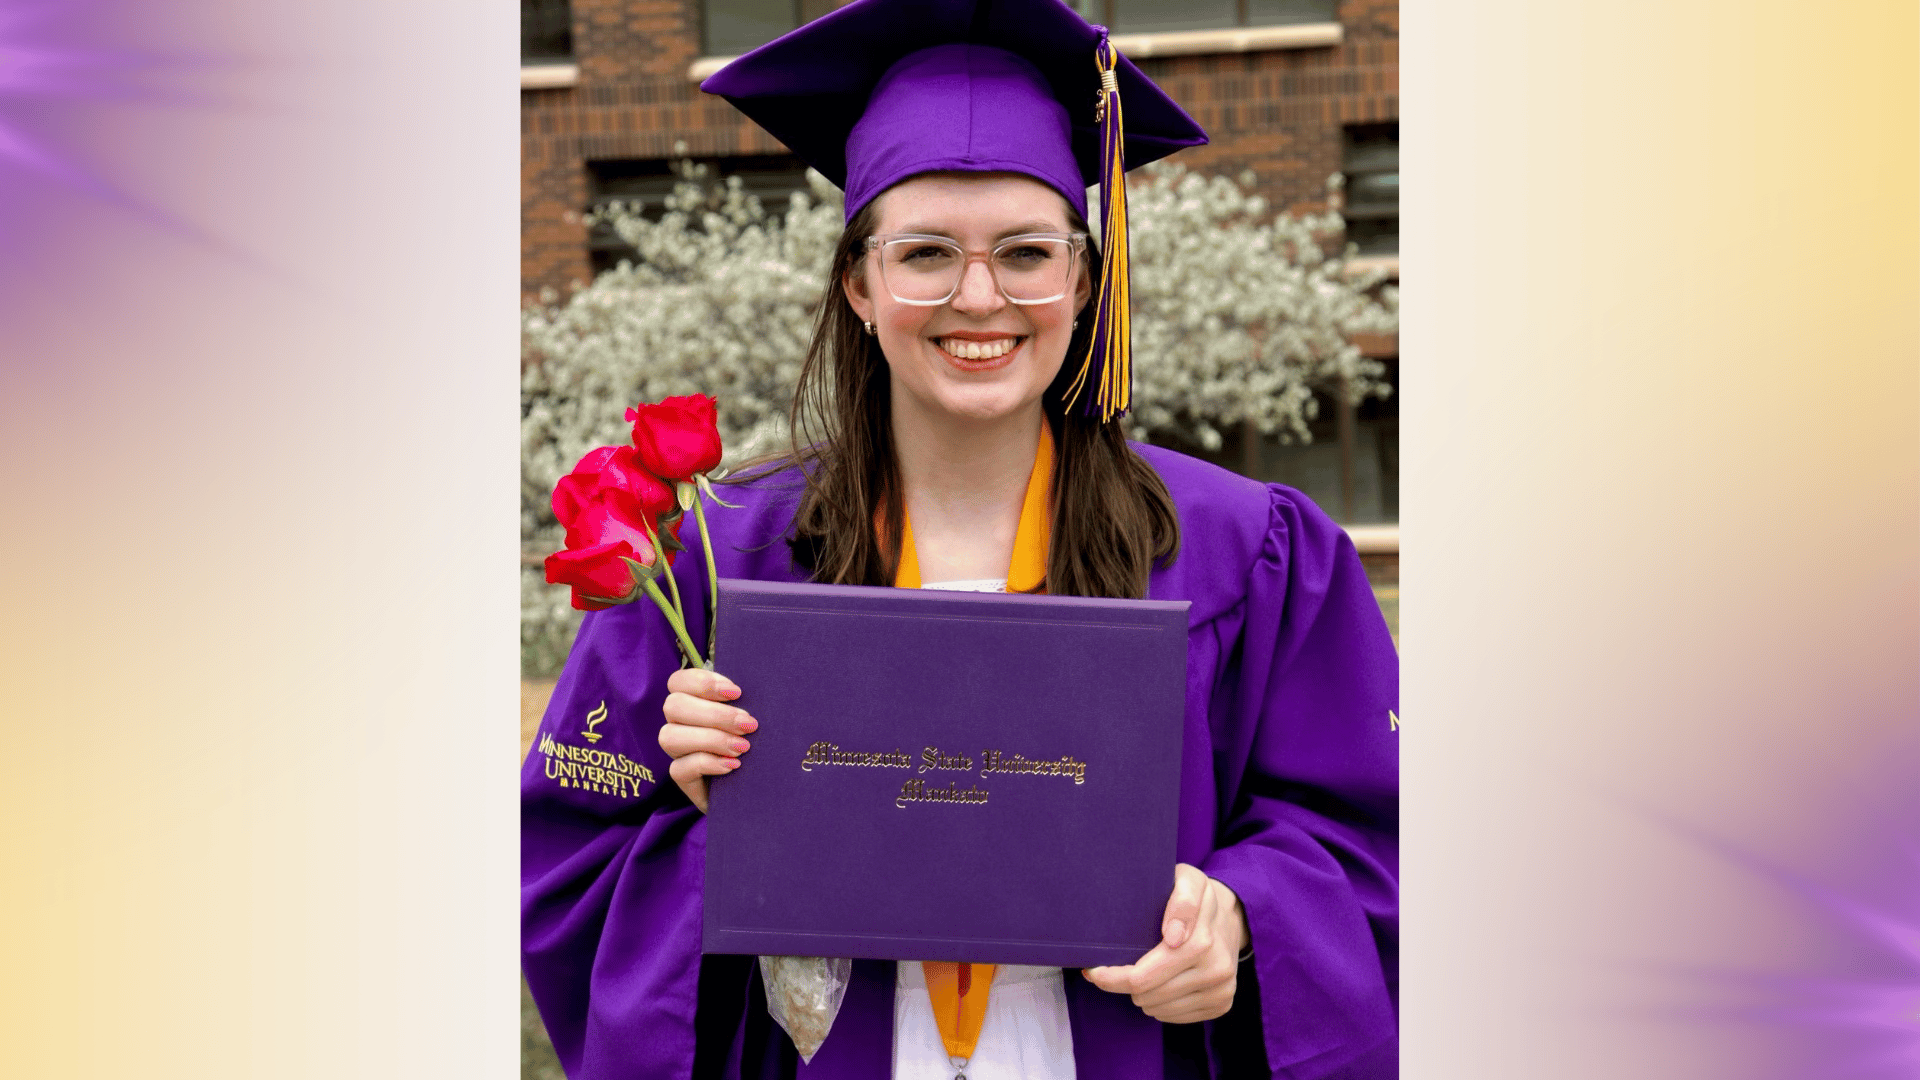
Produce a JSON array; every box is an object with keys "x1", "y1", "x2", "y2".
[{"x1": 522, "y1": 444, "x2": 1399, "y2": 1079}]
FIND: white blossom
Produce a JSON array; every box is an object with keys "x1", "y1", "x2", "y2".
[
  {"x1": 520, "y1": 165, "x2": 841, "y2": 673},
  {"x1": 1124, "y1": 163, "x2": 1397, "y2": 451}
]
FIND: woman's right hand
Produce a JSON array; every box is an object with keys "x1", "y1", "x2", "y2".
[{"x1": 659, "y1": 668, "x2": 756, "y2": 812}]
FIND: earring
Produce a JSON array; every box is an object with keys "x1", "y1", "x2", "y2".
[
  {"x1": 1072, "y1": 318, "x2": 1078, "y2": 329},
  {"x1": 863, "y1": 321, "x2": 877, "y2": 336}
]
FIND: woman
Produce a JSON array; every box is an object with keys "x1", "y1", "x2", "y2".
[{"x1": 521, "y1": 1, "x2": 1397, "y2": 1077}]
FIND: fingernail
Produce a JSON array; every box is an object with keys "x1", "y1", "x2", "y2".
[
  {"x1": 718, "y1": 679, "x2": 741, "y2": 698},
  {"x1": 725, "y1": 758, "x2": 741, "y2": 769},
  {"x1": 1166, "y1": 919, "x2": 1187, "y2": 946},
  {"x1": 728, "y1": 738, "x2": 750, "y2": 753},
  {"x1": 737, "y1": 716, "x2": 758, "y2": 733}
]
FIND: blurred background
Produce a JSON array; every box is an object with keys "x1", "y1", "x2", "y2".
[{"x1": 519, "y1": 1, "x2": 1400, "y2": 1071}]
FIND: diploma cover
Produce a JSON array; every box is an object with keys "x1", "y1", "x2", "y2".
[{"x1": 702, "y1": 579, "x2": 1189, "y2": 967}]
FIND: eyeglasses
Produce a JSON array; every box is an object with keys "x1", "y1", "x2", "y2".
[{"x1": 866, "y1": 232, "x2": 1088, "y2": 306}]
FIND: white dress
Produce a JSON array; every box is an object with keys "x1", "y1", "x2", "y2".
[{"x1": 891, "y1": 579, "x2": 1075, "y2": 1080}]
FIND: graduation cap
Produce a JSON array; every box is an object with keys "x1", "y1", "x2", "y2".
[{"x1": 702, "y1": 0, "x2": 1208, "y2": 420}]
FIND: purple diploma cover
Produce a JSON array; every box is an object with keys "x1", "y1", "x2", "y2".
[{"x1": 703, "y1": 579, "x2": 1190, "y2": 967}]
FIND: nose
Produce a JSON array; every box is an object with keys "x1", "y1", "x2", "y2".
[{"x1": 949, "y1": 256, "x2": 1006, "y2": 316}]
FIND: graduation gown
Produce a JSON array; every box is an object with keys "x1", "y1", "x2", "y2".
[{"x1": 521, "y1": 444, "x2": 1399, "y2": 1079}]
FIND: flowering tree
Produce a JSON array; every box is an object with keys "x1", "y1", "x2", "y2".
[
  {"x1": 1126, "y1": 165, "x2": 1397, "y2": 451},
  {"x1": 521, "y1": 161, "x2": 1397, "y2": 675},
  {"x1": 521, "y1": 164, "x2": 841, "y2": 673}
]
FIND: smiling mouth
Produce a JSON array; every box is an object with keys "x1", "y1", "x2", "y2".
[{"x1": 935, "y1": 336, "x2": 1025, "y2": 361}]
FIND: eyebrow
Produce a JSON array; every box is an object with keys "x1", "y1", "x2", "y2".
[{"x1": 894, "y1": 220, "x2": 1066, "y2": 240}]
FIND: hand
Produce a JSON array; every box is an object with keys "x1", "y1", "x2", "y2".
[
  {"x1": 658, "y1": 667, "x2": 755, "y2": 813},
  {"x1": 1082, "y1": 863, "x2": 1249, "y2": 1024}
]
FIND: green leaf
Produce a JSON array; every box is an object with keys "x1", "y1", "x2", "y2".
[{"x1": 696, "y1": 472, "x2": 742, "y2": 508}]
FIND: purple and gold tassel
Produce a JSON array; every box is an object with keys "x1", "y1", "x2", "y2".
[{"x1": 1064, "y1": 32, "x2": 1132, "y2": 420}]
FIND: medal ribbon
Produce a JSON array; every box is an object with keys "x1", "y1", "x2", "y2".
[
  {"x1": 893, "y1": 424, "x2": 1052, "y2": 1068},
  {"x1": 922, "y1": 960, "x2": 997, "y2": 1066}
]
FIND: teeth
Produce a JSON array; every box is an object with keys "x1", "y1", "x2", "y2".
[{"x1": 939, "y1": 337, "x2": 1018, "y2": 360}]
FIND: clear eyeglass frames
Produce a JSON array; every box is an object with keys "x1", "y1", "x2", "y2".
[{"x1": 866, "y1": 232, "x2": 1088, "y2": 307}]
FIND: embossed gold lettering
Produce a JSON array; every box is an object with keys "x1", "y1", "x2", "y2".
[
  {"x1": 799, "y1": 740, "x2": 834, "y2": 771},
  {"x1": 917, "y1": 746, "x2": 975, "y2": 774},
  {"x1": 798, "y1": 742, "x2": 913, "y2": 771},
  {"x1": 895, "y1": 777, "x2": 990, "y2": 807},
  {"x1": 979, "y1": 749, "x2": 1087, "y2": 784}
]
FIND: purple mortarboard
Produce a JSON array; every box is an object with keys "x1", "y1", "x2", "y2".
[{"x1": 702, "y1": 0, "x2": 1209, "y2": 420}]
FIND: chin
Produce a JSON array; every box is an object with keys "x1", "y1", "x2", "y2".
[{"x1": 924, "y1": 383, "x2": 1040, "y2": 423}]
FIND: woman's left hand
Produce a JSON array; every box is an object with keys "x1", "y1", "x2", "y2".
[{"x1": 1083, "y1": 863, "x2": 1249, "y2": 1024}]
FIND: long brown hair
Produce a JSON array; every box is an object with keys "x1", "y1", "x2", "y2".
[{"x1": 781, "y1": 198, "x2": 1179, "y2": 599}]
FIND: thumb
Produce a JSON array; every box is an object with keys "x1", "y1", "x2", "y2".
[{"x1": 1162, "y1": 863, "x2": 1206, "y2": 949}]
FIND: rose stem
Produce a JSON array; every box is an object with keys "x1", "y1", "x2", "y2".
[
  {"x1": 643, "y1": 515, "x2": 689, "y2": 628},
  {"x1": 640, "y1": 577, "x2": 704, "y2": 667},
  {"x1": 691, "y1": 489, "x2": 720, "y2": 661}
]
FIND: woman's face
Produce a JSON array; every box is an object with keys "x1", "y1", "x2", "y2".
[{"x1": 844, "y1": 173, "x2": 1090, "y2": 427}]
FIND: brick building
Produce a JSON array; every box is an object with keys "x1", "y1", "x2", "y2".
[{"x1": 520, "y1": 0, "x2": 1399, "y2": 524}]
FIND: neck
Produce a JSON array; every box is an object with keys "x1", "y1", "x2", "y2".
[
  {"x1": 893, "y1": 399, "x2": 1044, "y2": 508},
  {"x1": 890, "y1": 391, "x2": 1045, "y2": 583}
]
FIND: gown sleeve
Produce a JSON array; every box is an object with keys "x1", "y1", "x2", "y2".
[
  {"x1": 1199, "y1": 485, "x2": 1399, "y2": 1079},
  {"x1": 520, "y1": 598, "x2": 716, "y2": 1080}
]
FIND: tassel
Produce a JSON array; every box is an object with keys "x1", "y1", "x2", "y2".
[{"x1": 1064, "y1": 32, "x2": 1131, "y2": 420}]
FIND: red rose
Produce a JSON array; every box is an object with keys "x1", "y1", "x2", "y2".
[
  {"x1": 544, "y1": 399, "x2": 729, "y2": 667},
  {"x1": 552, "y1": 445, "x2": 675, "y2": 529},
  {"x1": 561, "y1": 498, "x2": 666, "y2": 558},
  {"x1": 546, "y1": 445, "x2": 681, "y2": 610},
  {"x1": 544, "y1": 543, "x2": 650, "y2": 611},
  {"x1": 626, "y1": 395, "x2": 723, "y2": 481}
]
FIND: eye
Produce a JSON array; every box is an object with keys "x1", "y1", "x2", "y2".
[
  {"x1": 996, "y1": 244, "x2": 1056, "y2": 268},
  {"x1": 895, "y1": 243, "x2": 956, "y2": 266}
]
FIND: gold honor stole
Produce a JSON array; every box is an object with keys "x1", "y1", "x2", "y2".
[{"x1": 892, "y1": 423, "x2": 1053, "y2": 1075}]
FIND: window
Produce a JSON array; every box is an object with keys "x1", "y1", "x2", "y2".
[
  {"x1": 585, "y1": 155, "x2": 813, "y2": 276},
  {"x1": 705, "y1": 0, "x2": 842, "y2": 57},
  {"x1": 1069, "y1": 0, "x2": 1337, "y2": 32},
  {"x1": 1342, "y1": 121, "x2": 1398, "y2": 257},
  {"x1": 522, "y1": 0, "x2": 573, "y2": 63},
  {"x1": 1245, "y1": 0, "x2": 1342, "y2": 26}
]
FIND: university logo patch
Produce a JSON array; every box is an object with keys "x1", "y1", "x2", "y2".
[{"x1": 536, "y1": 700, "x2": 656, "y2": 799}]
